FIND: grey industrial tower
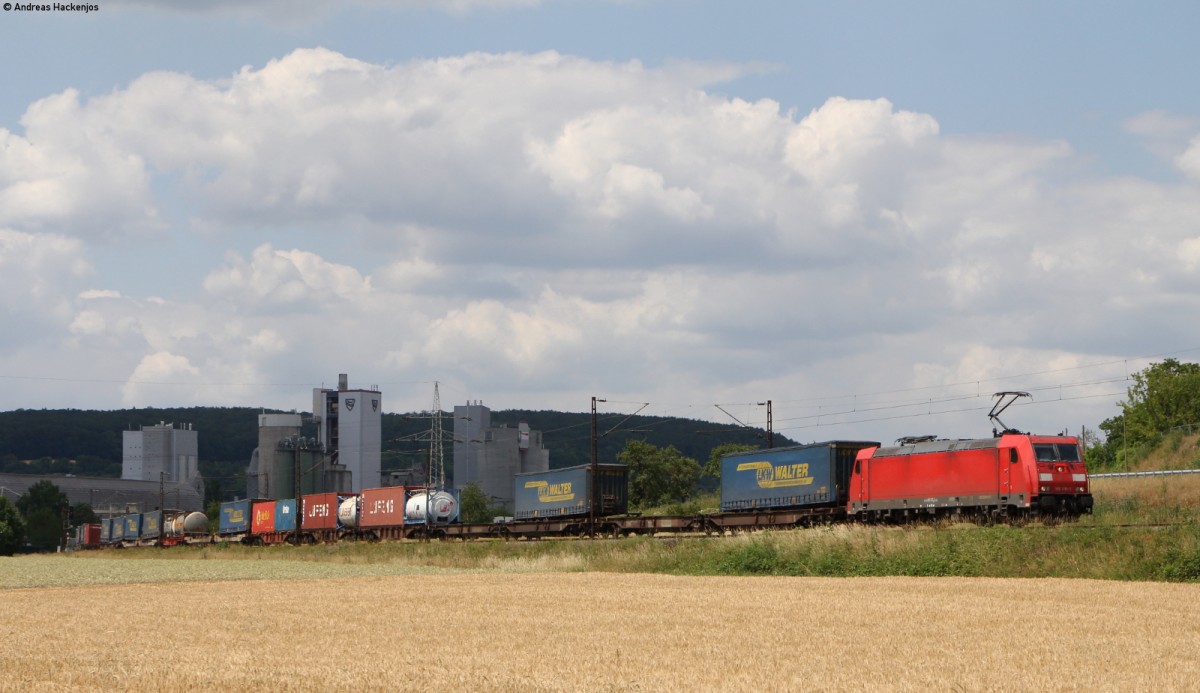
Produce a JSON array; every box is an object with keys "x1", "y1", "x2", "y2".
[
  {"x1": 312, "y1": 373, "x2": 382, "y2": 493},
  {"x1": 453, "y1": 402, "x2": 549, "y2": 509},
  {"x1": 121, "y1": 422, "x2": 199, "y2": 484}
]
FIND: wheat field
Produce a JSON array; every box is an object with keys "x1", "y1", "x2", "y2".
[{"x1": 3, "y1": 567, "x2": 1198, "y2": 691}]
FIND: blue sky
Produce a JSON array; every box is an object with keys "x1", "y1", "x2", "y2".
[
  {"x1": 2, "y1": 0, "x2": 1200, "y2": 445},
  {"x1": 7, "y1": 1, "x2": 1197, "y2": 172}
]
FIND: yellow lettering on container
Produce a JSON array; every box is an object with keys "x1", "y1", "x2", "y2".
[
  {"x1": 736, "y1": 460, "x2": 815, "y2": 489},
  {"x1": 524, "y1": 479, "x2": 576, "y2": 503}
]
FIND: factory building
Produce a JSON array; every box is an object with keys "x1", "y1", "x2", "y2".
[
  {"x1": 0, "y1": 473, "x2": 205, "y2": 516},
  {"x1": 121, "y1": 422, "x2": 199, "y2": 484},
  {"x1": 246, "y1": 413, "x2": 302, "y2": 499},
  {"x1": 312, "y1": 373, "x2": 381, "y2": 493},
  {"x1": 453, "y1": 402, "x2": 549, "y2": 509}
]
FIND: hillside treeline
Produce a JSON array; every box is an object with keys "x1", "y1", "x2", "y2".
[{"x1": 0, "y1": 406, "x2": 786, "y2": 501}]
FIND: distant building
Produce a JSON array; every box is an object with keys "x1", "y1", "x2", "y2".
[
  {"x1": 247, "y1": 413, "x2": 302, "y2": 499},
  {"x1": 312, "y1": 373, "x2": 381, "y2": 493},
  {"x1": 122, "y1": 422, "x2": 199, "y2": 484},
  {"x1": 0, "y1": 473, "x2": 204, "y2": 516},
  {"x1": 453, "y1": 402, "x2": 549, "y2": 509}
]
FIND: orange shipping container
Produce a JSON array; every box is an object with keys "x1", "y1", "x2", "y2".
[
  {"x1": 360, "y1": 486, "x2": 408, "y2": 528},
  {"x1": 302, "y1": 492, "x2": 339, "y2": 530},
  {"x1": 252, "y1": 501, "x2": 277, "y2": 534}
]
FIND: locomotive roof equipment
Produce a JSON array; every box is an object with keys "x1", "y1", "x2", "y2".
[{"x1": 989, "y1": 391, "x2": 1031, "y2": 436}]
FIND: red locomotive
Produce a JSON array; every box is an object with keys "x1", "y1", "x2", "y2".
[{"x1": 847, "y1": 392, "x2": 1093, "y2": 521}]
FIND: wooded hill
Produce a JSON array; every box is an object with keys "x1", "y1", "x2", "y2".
[{"x1": 0, "y1": 407, "x2": 790, "y2": 502}]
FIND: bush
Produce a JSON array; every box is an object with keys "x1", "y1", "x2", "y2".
[
  {"x1": 0, "y1": 496, "x2": 26, "y2": 556},
  {"x1": 717, "y1": 538, "x2": 779, "y2": 575}
]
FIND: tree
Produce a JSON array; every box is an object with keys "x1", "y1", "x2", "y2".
[
  {"x1": 0, "y1": 496, "x2": 25, "y2": 556},
  {"x1": 1122, "y1": 359, "x2": 1200, "y2": 443},
  {"x1": 16, "y1": 479, "x2": 70, "y2": 518},
  {"x1": 459, "y1": 483, "x2": 492, "y2": 524},
  {"x1": 70, "y1": 502, "x2": 100, "y2": 527},
  {"x1": 17, "y1": 480, "x2": 70, "y2": 551},
  {"x1": 703, "y1": 443, "x2": 759, "y2": 481},
  {"x1": 206, "y1": 499, "x2": 221, "y2": 534},
  {"x1": 617, "y1": 440, "x2": 701, "y2": 509},
  {"x1": 1094, "y1": 359, "x2": 1200, "y2": 469}
]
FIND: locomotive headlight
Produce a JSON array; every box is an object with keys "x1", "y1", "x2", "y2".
[{"x1": 1040, "y1": 486, "x2": 1049, "y2": 492}]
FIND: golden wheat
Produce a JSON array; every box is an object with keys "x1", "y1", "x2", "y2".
[{"x1": 2, "y1": 565, "x2": 1198, "y2": 691}]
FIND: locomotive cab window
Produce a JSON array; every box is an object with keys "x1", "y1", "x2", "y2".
[
  {"x1": 1009, "y1": 449, "x2": 1019, "y2": 464},
  {"x1": 1034, "y1": 444, "x2": 1082, "y2": 462}
]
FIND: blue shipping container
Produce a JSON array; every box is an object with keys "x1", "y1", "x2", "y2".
[
  {"x1": 142, "y1": 510, "x2": 163, "y2": 540},
  {"x1": 100, "y1": 519, "x2": 110, "y2": 543},
  {"x1": 275, "y1": 499, "x2": 297, "y2": 532},
  {"x1": 219, "y1": 499, "x2": 252, "y2": 535},
  {"x1": 513, "y1": 464, "x2": 628, "y2": 520},
  {"x1": 720, "y1": 442, "x2": 878, "y2": 512},
  {"x1": 123, "y1": 514, "x2": 143, "y2": 539}
]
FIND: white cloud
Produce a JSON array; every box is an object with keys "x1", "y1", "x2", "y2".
[
  {"x1": 1175, "y1": 135, "x2": 1200, "y2": 181},
  {"x1": 203, "y1": 243, "x2": 372, "y2": 311},
  {"x1": 0, "y1": 229, "x2": 93, "y2": 345},
  {"x1": 79, "y1": 289, "x2": 123, "y2": 300},
  {"x1": 121, "y1": 351, "x2": 201, "y2": 407},
  {"x1": 0, "y1": 92, "x2": 162, "y2": 239},
  {"x1": 785, "y1": 97, "x2": 939, "y2": 186},
  {"x1": 1125, "y1": 110, "x2": 1200, "y2": 170},
  {"x1": 5, "y1": 48, "x2": 1200, "y2": 443}
]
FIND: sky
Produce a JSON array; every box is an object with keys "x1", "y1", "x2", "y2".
[{"x1": 2, "y1": 0, "x2": 1200, "y2": 447}]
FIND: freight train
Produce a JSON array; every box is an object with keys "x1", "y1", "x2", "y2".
[
  {"x1": 70, "y1": 509, "x2": 210, "y2": 549},
  {"x1": 75, "y1": 423, "x2": 1093, "y2": 548}
]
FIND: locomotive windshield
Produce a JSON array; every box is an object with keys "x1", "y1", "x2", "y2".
[{"x1": 1034, "y1": 443, "x2": 1081, "y2": 463}]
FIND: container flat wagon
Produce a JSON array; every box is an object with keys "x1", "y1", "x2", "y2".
[
  {"x1": 248, "y1": 499, "x2": 297, "y2": 545},
  {"x1": 353, "y1": 486, "x2": 410, "y2": 540},
  {"x1": 300, "y1": 492, "x2": 347, "y2": 543},
  {"x1": 141, "y1": 510, "x2": 163, "y2": 545},
  {"x1": 162, "y1": 511, "x2": 211, "y2": 546},
  {"x1": 713, "y1": 441, "x2": 879, "y2": 530},
  {"x1": 513, "y1": 464, "x2": 628, "y2": 520},
  {"x1": 220, "y1": 499, "x2": 271, "y2": 543},
  {"x1": 75, "y1": 523, "x2": 102, "y2": 549},
  {"x1": 120, "y1": 514, "x2": 142, "y2": 547}
]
